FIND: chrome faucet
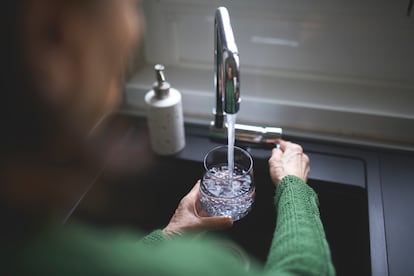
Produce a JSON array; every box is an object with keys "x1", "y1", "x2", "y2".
[
  {"x1": 214, "y1": 7, "x2": 240, "y2": 128},
  {"x1": 210, "y1": 7, "x2": 282, "y2": 144}
]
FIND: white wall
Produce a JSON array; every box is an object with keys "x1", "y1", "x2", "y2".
[{"x1": 125, "y1": 0, "x2": 414, "y2": 150}]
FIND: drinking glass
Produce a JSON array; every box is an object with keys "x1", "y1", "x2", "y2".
[{"x1": 199, "y1": 145, "x2": 255, "y2": 221}]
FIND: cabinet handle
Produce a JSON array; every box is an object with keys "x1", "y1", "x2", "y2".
[{"x1": 408, "y1": 0, "x2": 413, "y2": 16}]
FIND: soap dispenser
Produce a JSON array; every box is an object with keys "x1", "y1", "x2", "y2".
[{"x1": 145, "y1": 64, "x2": 185, "y2": 155}]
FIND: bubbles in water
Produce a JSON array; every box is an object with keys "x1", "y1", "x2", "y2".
[{"x1": 201, "y1": 165, "x2": 255, "y2": 221}]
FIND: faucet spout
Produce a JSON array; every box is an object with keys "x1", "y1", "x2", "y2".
[
  {"x1": 214, "y1": 7, "x2": 240, "y2": 128},
  {"x1": 210, "y1": 7, "x2": 283, "y2": 144}
]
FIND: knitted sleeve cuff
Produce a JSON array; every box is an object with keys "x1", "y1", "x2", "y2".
[
  {"x1": 139, "y1": 229, "x2": 166, "y2": 246},
  {"x1": 275, "y1": 175, "x2": 319, "y2": 208}
]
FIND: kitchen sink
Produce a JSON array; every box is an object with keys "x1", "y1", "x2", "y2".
[{"x1": 69, "y1": 115, "x2": 385, "y2": 276}]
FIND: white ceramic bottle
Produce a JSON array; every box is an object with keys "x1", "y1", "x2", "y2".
[{"x1": 145, "y1": 64, "x2": 185, "y2": 155}]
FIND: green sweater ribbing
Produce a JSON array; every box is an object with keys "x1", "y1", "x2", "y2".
[
  {"x1": 6, "y1": 175, "x2": 335, "y2": 275},
  {"x1": 265, "y1": 175, "x2": 335, "y2": 275}
]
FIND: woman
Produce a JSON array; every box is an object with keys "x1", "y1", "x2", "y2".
[{"x1": 1, "y1": 0, "x2": 335, "y2": 275}]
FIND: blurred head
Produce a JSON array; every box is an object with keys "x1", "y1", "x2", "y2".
[
  {"x1": 0, "y1": 0, "x2": 145, "y2": 214},
  {"x1": 1, "y1": 0, "x2": 143, "y2": 158}
]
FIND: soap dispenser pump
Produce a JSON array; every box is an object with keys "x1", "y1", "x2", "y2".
[{"x1": 145, "y1": 64, "x2": 185, "y2": 155}]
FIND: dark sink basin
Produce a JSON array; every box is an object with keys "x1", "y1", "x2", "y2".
[
  {"x1": 69, "y1": 116, "x2": 380, "y2": 276},
  {"x1": 310, "y1": 180, "x2": 371, "y2": 275}
]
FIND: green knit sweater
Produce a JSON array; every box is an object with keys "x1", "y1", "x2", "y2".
[{"x1": 5, "y1": 175, "x2": 335, "y2": 275}]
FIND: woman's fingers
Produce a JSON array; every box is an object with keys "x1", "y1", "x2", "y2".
[
  {"x1": 268, "y1": 139, "x2": 310, "y2": 186},
  {"x1": 199, "y1": 216, "x2": 233, "y2": 230}
]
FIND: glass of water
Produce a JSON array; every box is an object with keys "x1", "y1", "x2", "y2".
[{"x1": 200, "y1": 145, "x2": 255, "y2": 221}]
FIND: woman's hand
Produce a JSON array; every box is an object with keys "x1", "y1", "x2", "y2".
[
  {"x1": 268, "y1": 140, "x2": 310, "y2": 187},
  {"x1": 162, "y1": 180, "x2": 233, "y2": 237}
]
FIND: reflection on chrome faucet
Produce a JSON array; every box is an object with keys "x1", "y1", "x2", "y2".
[
  {"x1": 211, "y1": 7, "x2": 282, "y2": 144},
  {"x1": 214, "y1": 6, "x2": 240, "y2": 128}
]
